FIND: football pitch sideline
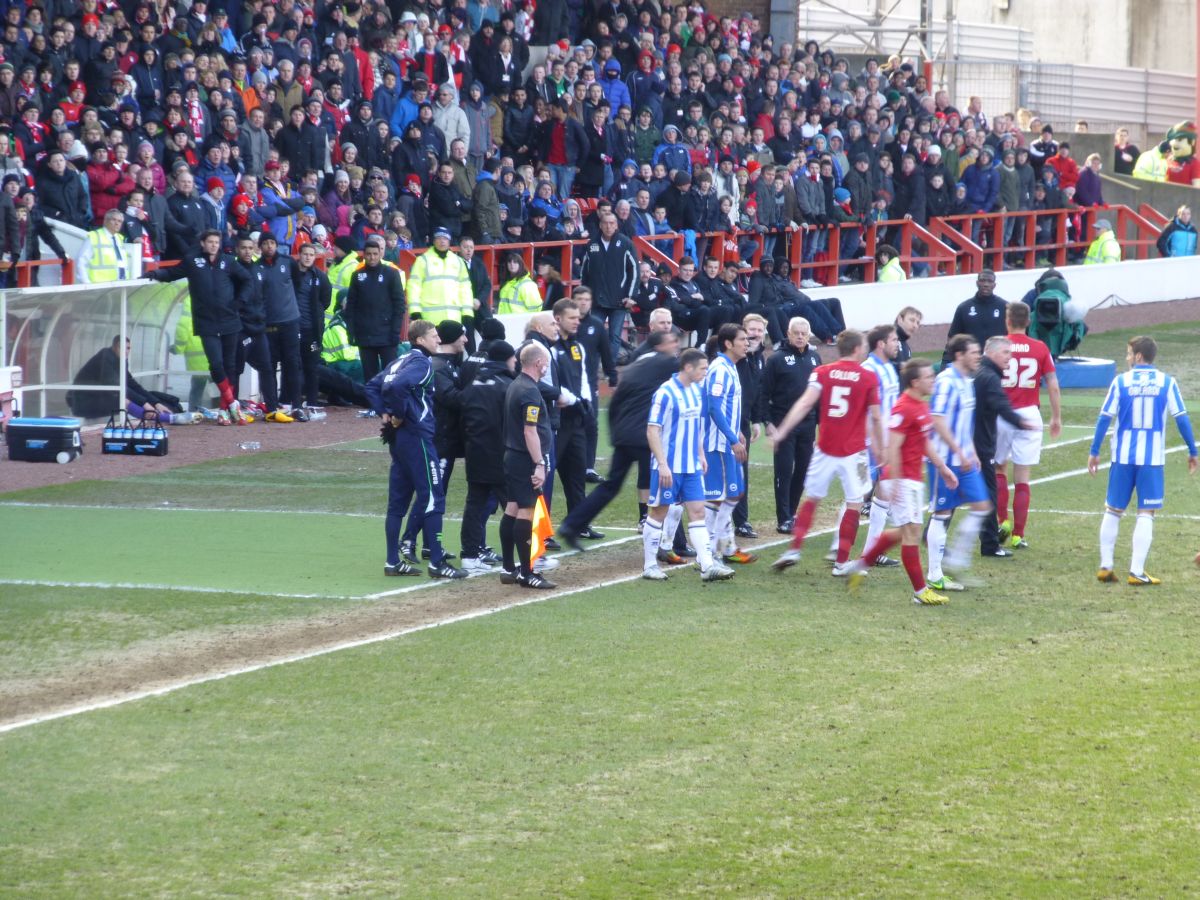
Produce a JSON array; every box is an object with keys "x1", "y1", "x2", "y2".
[{"x1": 2, "y1": 323, "x2": 1200, "y2": 896}]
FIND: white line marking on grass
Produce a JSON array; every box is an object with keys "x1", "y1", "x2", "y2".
[
  {"x1": 0, "y1": 531, "x2": 822, "y2": 734},
  {"x1": 1029, "y1": 508, "x2": 1200, "y2": 522},
  {"x1": 0, "y1": 579, "x2": 355, "y2": 601},
  {"x1": 1028, "y1": 445, "x2": 1187, "y2": 485},
  {"x1": 0, "y1": 501, "x2": 381, "y2": 518}
]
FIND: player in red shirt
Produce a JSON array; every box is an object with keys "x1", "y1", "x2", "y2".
[
  {"x1": 848, "y1": 358, "x2": 960, "y2": 604},
  {"x1": 994, "y1": 303, "x2": 1063, "y2": 549},
  {"x1": 771, "y1": 329, "x2": 884, "y2": 575}
]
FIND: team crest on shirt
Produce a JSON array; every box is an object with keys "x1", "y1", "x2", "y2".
[
  {"x1": 193, "y1": 257, "x2": 203, "y2": 266},
  {"x1": 279, "y1": 263, "x2": 287, "y2": 273},
  {"x1": 786, "y1": 356, "x2": 795, "y2": 366},
  {"x1": 590, "y1": 244, "x2": 600, "y2": 252},
  {"x1": 357, "y1": 272, "x2": 366, "y2": 281}
]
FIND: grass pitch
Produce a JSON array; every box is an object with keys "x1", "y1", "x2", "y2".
[{"x1": 2, "y1": 322, "x2": 1200, "y2": 896}]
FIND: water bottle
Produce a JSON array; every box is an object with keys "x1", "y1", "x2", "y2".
[
  {"x1": 134, "y1": 423, "x2": 144, "y2": 440},
  {"x1": 121, "y1": 421, "x2": 132, "y2": 440},
  {"x1": 238, "y1": 441, "x2": 261, "y2": 451},
  {"x1": 103, "y1": 420, "x2": 114, "y2": 442}
]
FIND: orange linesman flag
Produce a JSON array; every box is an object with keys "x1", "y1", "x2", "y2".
[{"x1": 531, "y1": 494, "x2": 554, "y2": 562}]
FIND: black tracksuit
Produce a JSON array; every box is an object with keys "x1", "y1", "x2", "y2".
[
  {"x1": 942, "y1": 292, "x2": 1008, "y2": 366},
  {"x1": 562, "y1": 351, "x2": 678, "y2": 535},
  {"x1": 232, "y1": 257, "x2": 280, "y2": 410},
  {"x1": 763, "y1": 342, "x2": 822, "y2": 524},
  {"x1": 154, "y1": 249, "x2": 249, "y2": 387},
  {"x1": 292, "y1": 263, "x2": 331, "y2": 406},
  {"x1": 974, "y1": 356, "x2": 1026, "y2": 553},
  {"x1": 259, "y1": 251, "x2": 304, "y2": 408}
]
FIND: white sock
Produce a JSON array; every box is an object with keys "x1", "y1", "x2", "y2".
[
  {"x1": 689, "y1": 521, "x2": 714, "y2": 570},
  {"x1": 704, "y1": 503, "x2": 717, "y2": 539},
  {"x1": 713, "y1": 500, "x2": 736, "y2": 555},
  {"x1": 1130, "y1": 513, "x2": 1154, "y2": 576},
  {"x1": 663, "y1": 504, "x2": 684, "y2": 550},
  {"x1": 946, "y1": 509, "x2": 988, "y2": 571},
  {"x1": 642, "y1": 518, "x2": 663, "y2": 570},
  {"x1": 1099, "y1": 510, "x2": 1121, "y2": 570},
  {"x1": 865, "y1": 498, "x2": 890, "y2": 555},
  {"x1": 830, "y1": 501, "x2": 846, "y2": 552},
  {"x1": 926, "y1": 515, "x2": 948, "y2": 581}
]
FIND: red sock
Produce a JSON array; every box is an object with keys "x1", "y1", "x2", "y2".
[
  {"x1": 1013, "y1": 483, "x2": 1031, "y2": 537},
  {"x1": 217, "y1": 378, "x2": 234, "y2": 409},
  {"x1": 836, "y1": 507, "x2": 859, "y2": 564},
  {"x1": 860, "y1": 529, "x2": 901, "y2": 565},
  {"x1": 791, "y1": 499, "x2": 818, "y2": 549},
  {"x1": 996, "y1": 471, "x2": 1009, "y2": 523},
  {"x1": 901, "y1": 544, "x2": 925, "y2": 591}
]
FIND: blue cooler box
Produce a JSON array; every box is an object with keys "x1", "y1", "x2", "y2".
[{"x1": 5, "y1": 417, "x2": 83, "y2": 463}]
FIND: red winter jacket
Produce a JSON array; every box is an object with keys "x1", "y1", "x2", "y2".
[{"x1": 87, "y1": 162, "x2": 134, "y2": 224}]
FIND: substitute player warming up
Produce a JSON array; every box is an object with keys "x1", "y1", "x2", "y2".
[{"x1": 1088, "y1": 336, "x2": 1197, "y2": 585}]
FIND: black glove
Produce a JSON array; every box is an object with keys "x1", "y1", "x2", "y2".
[{"x1": 380, "y1": 420, "x2": 397, "y2": 445}]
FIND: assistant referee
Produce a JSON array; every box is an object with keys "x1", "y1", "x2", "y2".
[{"x1": 500, "y1": 342, "x2": 556, "y2": 590}]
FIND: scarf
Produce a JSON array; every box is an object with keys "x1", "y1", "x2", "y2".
[{"x1": 187, "y1": 99, "x2": 205, "y2": 141}]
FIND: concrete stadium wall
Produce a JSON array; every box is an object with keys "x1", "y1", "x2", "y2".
[
  {"x1": 803, "y1": 256, "x2": 1200, "y2": 330},
  {"x1": 491, "y1": 257, "x2": 1200, "y2": 343}
]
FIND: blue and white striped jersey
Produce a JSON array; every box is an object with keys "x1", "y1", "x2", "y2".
[
  {"x1": 649, "y1": 374, "x2": 705, "y2": 473},
  {"x1": 1097, "y1": 366, "x2": 1188, "y2": 465},
  {"x1": 864, "y1": 352, "x2": 900, "y2": 446},
  {"x1": 929, "y1": 364, "x2": 976, "y2": 466},
  {"x1": 704, "y1": 353, "x2": 743, "y2": 453}
]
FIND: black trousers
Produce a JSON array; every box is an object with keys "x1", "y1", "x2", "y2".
[
  {"x1": 200, "y1": 332, "x2": 239, "y2": 385},
  {"x1": 978, "y1": 449, "x2": 1002, "y2": 553},
  {"x1": 555, "y1": 410, "x2": 588, "y2": 513},
  {"x1": 734, "y1": 459, "x2": 751, "y2": 528},
  {"x1": 359, "y1": 344, "x2": 398, "y2": 384},
  {"x1": 298, "y1": 329, "x2": 321, "y2": 405},
  {"x1": 461, "y1": 478, "x2": 504, "y2": 558},
  {"x1": 670, "y1": 304, "x2": 712, "y2": 346},
  {"x1": 266, "y1": 320, "x2": 302, "y2": 408},
  {"x1": 318, "y1": 365, "x2": 368, "y2": 406},
  {"x1": 773, "y1": 424, "x2": 815, "y2": 525},
  {"x1": 584, "y1": 395, "x2": 599, "y2": 469},
  {"x1": 562, "y1": 443, "x2": 648, "y2": 533},
  {"x1": 233, "y1": 332, "x2": 280, "y2": 410}
]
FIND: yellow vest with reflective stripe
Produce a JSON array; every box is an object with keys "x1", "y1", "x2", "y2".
[
  {"x1": 877, "y1": 257, "x2": 906, "y2": 283},
  {"x1": 173, "y1": 308, "x2": 208, "y2": 373},
  {"x1": 86, "y1": 228, "x2": 126, "y2": 282},
  {"x1": 407, "y1": 249, "x2": 471, "y2": 322},
  {"x1": 322, "y1": 321, "x2": 361, "y2": 363},
  {"x1": 1084, "y1": 231, "x2": 1120, "y2": 265},
  {"x1": 327, "y1": 253, "x2": 361, "y2": 315},
  {"x1": 496, "y1": 274, "x2": 544, "y2": 314},
  {"x1": 1132, "y1": 147, "x2": 1168, "y2": 182}
]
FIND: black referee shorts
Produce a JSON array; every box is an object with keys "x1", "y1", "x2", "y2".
[{"x1": 504, "y1": 449, "x2": 542, "y2": 509}]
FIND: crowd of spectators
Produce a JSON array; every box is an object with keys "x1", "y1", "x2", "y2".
[{"x1": 0, "y1": 0, "x2": 1162, "y2": 291}]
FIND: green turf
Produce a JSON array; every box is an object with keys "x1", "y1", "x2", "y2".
[{"x1": 3, "y1": 320, "x2": 1200, "y2": 895}]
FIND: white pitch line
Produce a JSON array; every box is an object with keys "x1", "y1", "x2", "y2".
[
  {"x1": 1029, "y1": 508, "x2": 1200, "y2": 522},
  {"x1": 1028, "y1": 444, "x2": 1187, "y2": 485},
  {"x1": 0, "y1": 579, "x2": 354, "y2": 601},
  {"x1": 0, "y1": 530, "x2": 824, "y2": 735}
]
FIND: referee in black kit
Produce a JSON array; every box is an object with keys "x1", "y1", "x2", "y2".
[{"x1": 500, "y1": 342, "x2": 557, "y2": 590}]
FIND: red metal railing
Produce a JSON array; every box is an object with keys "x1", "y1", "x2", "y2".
[{"x1": 9, "y1": 204, "x2": 1166, "y2": 295}]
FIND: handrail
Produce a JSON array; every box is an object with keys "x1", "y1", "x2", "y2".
[{"x1": 1138, "y1": 203, "x2": 1170, "y2": 227}]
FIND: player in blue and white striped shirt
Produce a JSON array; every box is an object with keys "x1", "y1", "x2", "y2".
[
  {"x1": 703, "y1": 324, "x2": 751, "y2": 563},
  {"x1": 643, "y1": 349, "x2": 733, "y2": 582},
  {"x1": 850, "y1": 324, "x2": 904, "y2": 565},
  {"x1": 1088, "y1": 336, "x2": 1198, "y2": 585},
  {"x1": 925, "y1": 334, "x2": 994, "y2": 592}
]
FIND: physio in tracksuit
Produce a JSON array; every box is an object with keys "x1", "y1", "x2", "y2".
[{"x1": 366, "y1": 320, "x2": 466, "y2": 580}]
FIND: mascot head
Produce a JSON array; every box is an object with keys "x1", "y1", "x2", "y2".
[{"x1": 1168, "y1": 121, "x2": 1197, "y2": 160}]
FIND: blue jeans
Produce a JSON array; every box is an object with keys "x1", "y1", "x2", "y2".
[
  {"x1": 599, "y1": 306, "x2": 628, "y2": 358},
  {"x1": 549, "y1": 164, "x2": 575, "y2": 200}
]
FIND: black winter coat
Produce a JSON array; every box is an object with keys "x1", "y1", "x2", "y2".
[
  {"x1": 37, "y1": 167, "x2": 90, "y2": 229},
  {"x1": 155, "y1": 250, "x2": 248, "y2": 337},
  {"x1": 344, "y1": 261, "x2": 406, "y2": 347},
  {"x1": 460, "y1": 360, "x2": 513, "y2": 484},
  {"x1": 427, "y1": 181, "x2": 472, "y2": 241},
  {"x1": 166, "y1": 192, "x2": 208, "y2": 259},
  {"x1": 608, "y1": 351, "x2": 678, "y2": 448}
]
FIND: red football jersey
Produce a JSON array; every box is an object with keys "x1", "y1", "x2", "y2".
[
  {"x1": 1001, "y1": 332, "x2": 1056, "y2": 410},
  {"x1": 887, "y1": 391, "x2": 933, "y2": 480},
  {"x1": 810, "y1": 359, "x2": 880, "y2": 456}
]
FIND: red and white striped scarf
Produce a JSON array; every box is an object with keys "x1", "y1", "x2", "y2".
[{"x1": 187, "y1": 99, "x2": 205, "y2": 141}]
